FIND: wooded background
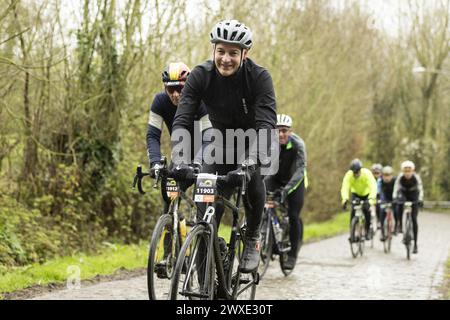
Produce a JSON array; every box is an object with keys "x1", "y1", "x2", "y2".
[{"x1": 1, "y1": 0, "x2": 449, "y2": 267}]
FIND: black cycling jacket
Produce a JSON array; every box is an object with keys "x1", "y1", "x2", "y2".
[
  {"x1": 146, "y1": 92, "x2": 210, "y2": 165},
  {"x1": 171, "y1": 58, "x2": 277, "y2": 164},
  {"x1": 267, "y1": 133, "x2": 307, "y2": 194}
]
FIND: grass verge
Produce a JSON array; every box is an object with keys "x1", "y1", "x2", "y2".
[{"x1": 0, "y1": 213, "x2": 348, "y2": 298}]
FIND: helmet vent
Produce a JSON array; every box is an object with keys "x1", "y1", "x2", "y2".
[
  {"x1": 223, "y1": 29, "x2": 228, "y2": 39},
  {"x1": 230, "y1": 31, "x2": 237, "y2": 40}
]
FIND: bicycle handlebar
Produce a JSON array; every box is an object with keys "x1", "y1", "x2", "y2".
[{"x1": 132, "y1": 158, "x2": 251, "y2": 196}]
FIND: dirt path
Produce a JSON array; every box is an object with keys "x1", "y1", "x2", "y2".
[{"x1": 31, "y1": 211, "x2": 450, "y2": 300}]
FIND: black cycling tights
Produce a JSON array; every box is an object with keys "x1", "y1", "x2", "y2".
[
  {"x1": 265, "y1": 179, "x2": 305, "y2": 258},
  {"x1": 198, "y1": 163, "x2": 266, "y2": 239},
  {"x1": 396, "y1": 203, "x2": 419, "y2": 245},
  {"x1": 350, "y1": 193, "x2": 371, "y2": 235}
]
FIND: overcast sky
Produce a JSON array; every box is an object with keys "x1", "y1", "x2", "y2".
[{"x1": 56, "y1": 0, "x2": 441, "y2": 37}]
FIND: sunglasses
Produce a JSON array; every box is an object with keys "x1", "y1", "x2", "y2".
[
  {"x1": 166, "y1": 85, "x2": 184, "y2": 94},
  {"x1": 278, "y1": 128, "x2": 290, "y2": 134}
]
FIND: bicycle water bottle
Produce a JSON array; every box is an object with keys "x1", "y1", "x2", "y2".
[{"x1": 273, "y1": 217, "x2": 283, "y2": 243}]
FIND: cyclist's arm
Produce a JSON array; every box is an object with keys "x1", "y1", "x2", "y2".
[
  {"x1": 393, "y1": 173, "x2": 402, "y2": 201},
  {"x1": 284, "y1": 137, "x2": 307, "y2": 195},
  {"x1": 171, "y1": 66, "x2": 203, "y2": 164},
  {"x1": 147, "y1": 96, "x2": 165, "y2": 166},
  {"x1": 341, "y1": 170, "x2": 352, "y2": 203},
  {"x1": 252, "y1": 69, "x2": 277, "y2": 166},
  {"x1": 368, "y1": 171, "x2": 378, "y2": 205},
  {"x1": 416, "y1": 173, "x2": 424, "y2": 202}
]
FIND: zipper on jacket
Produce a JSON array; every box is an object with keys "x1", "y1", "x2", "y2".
[{"x1": 242, "y1": 98, "x2": 248, "y2": 114}]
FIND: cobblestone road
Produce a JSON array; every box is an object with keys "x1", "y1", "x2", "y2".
[{"x1": 33, "y1": 212, "x2": 450, "y2": 300}]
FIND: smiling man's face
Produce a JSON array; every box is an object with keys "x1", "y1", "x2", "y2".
[{"x1": 214, "y1": 43, "x2": 248, "y2": 77}]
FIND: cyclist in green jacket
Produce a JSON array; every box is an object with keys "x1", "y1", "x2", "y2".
[
  {"x1": 264, "y1": 114, "x2": 307, "y2": 270},
  {"x1": 341, "y1": 159, "x2": 378, "y2": 240}
]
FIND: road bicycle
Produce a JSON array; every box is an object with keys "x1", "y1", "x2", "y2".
[
  {"x1": 349, "y1": 199, "x2": 370, "y2": 258},
  {"x1": 169, "y1": 164, "x2": 258, "y2": 300},
  {"x1": 132, "y1": 157, "x2": 197, "y2": 300},
  {"x1": 258, "y1": 191, "x2": 296, "y2": 278},
  {"x1": 380, "y1": 201, "x2": 395, "y2": 253},
  {"x1": 402, "y1": 201, "x2": 416, "y2": 260}
]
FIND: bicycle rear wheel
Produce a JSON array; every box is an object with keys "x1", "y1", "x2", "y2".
[
  {"x1": 147, "y1": 214, "x2": 179, "y2": 300},
  {"x1": 350, "y1": 217, "x2": 360, "y2": 258},
  {"x1": 230, "y1": 228, "x2": 257, "y2": 300},
  {"x1": 258, "y1": 211, "x2": 273, "y2": 279},
  {"x1": 279, "y1": 253, "x2": 294, "y2": 276},
  {"x1": 169, "y1": 224, "x2": 215, "y2": 300}
]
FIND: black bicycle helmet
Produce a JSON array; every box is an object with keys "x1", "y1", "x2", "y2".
[{"x1": 350, "y1": 159, "x2": 363, "y2": 173}]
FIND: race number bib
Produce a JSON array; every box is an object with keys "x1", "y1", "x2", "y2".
[
  {"x1": 166, "y1": 178, "x2": 179, "y2": 199},
  {"x1": 194, "y1": 174, "x2": 217, "y2": 203}
]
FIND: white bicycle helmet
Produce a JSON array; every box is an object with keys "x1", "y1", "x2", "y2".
[
  {"x1": 371, "y1": 163, "x2": 382, "y2": 173},
  {"x1": 277, "y1": 114, "x2": 293, "y2": 128},
  {"x1": 401, "y1": 160, "x2": 415, "y2": 171},
  {"x1": 382, "y1": 166, "x2": 394, "y2": 175},
  {"x1": 210, "y1": 20, "x2": 253, "y2": 49}
]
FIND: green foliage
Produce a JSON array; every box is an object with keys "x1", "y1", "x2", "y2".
[
  {"x1": 0, "y1": 0, "x2": 449, "y2": 268},
  {"x1": 0, "y1": 195, "x2": 59, "y2": 266}
]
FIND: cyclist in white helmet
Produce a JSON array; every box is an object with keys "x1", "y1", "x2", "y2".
[
  {"x1": 393, "y1": 160, "x2": 424, "y2": 254},
  {"x1": 378, "y1": 165, "x2": 398, "y2": 240},
  {"x1": 171, "y1": 19, "x2": 277, "y2": 273},
  {"x1": 264, "y1": 114, "x2": 307, "y2": 270},
  {"x1": 371, "y1": 163, "x2": 383, "y2": 229}
]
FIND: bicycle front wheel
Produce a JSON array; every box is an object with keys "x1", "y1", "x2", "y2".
[
  {"x1": 383, "y1": 217, "x2": 389, "y2": 253},
  {"x1": 258, "y1": 211, "x2": 273, "y2": 279},
  {"x1": 350, "y1": 217, "x2": 360, "y2": 258},
  {"x1": 404, "y1": 218, "x2": 412, "y2": 260},
  {"x1": 169, "y1": 224, "x2": 215, "y2": 300},
  {"x1": 147, "y1": 214, "x2": 178, "y2": 300}
]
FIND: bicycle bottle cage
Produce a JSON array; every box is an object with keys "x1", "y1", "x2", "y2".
[{"x1": 194, "y1": 173, "x2": 218, "y2": 203}]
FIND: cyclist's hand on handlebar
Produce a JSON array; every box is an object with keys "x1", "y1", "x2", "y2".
[
  {"x1": 192, "y1": 161, "x2": 202, "y2": 174},
  {"x1": 226, "y1": 167, "x2": 252, "y2": 187},
  {"x1": 342, "y1": 200, "x2": 348, "y2": 211},
  {"x1": 171, "y1": 163, "x2": 196, "y2": 181},
  {"x1": 150, "y1": 162, "x2": 163, "y2": 179},
  {"x1": 418, "y1": 201, "x2": 424, "y2": 208}
]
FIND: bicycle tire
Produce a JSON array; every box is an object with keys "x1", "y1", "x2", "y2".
[
  {"x1": 258, "y1": 211, "x2": 273, "y2": 279},
  {"x1": 147, "y1": 214, "x2": 178, "y2": 300},
  {"x1": 404, "y1": 218, "x2": 412, "y2": 260},
  {"x1": 359, "y1": 219, "x2": 365, "y2": 257},
  {"x1": 387, "y1": 213, "x2": 393, "y2": 253},
  {"x1": 231, "y1": 231, "x2": 257, "y2": 300},
  {"x1": 279, "y1": 253, "x2": 294, "y2": 276},
  {"x1": 169, "y1": 224, "x2": 215, "y2": 300},
  {"x1": 350, "y1": 216, "x2": 360, "y2": 258},
  {"x1": 383, "y1": 216, "x2": 389, "y2": 253}
]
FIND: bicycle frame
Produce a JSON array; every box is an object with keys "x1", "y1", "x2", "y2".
[
  {"x1": 181, "y1": 169, "x2": 256, "y2": 300},
  {"x1": 264, "y1": 193, "x2": 290, "y2": 253}
]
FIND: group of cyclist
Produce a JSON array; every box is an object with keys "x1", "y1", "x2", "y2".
[
  {"x1": 340, "y1": 159, "x2": 424, "y2": 254},
  {"x1": 144, "y1": 19, "x2": 424, "y2": 296},
  {"x1": 146, "y1": 19, "x2": 307, "y2": 274}
]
